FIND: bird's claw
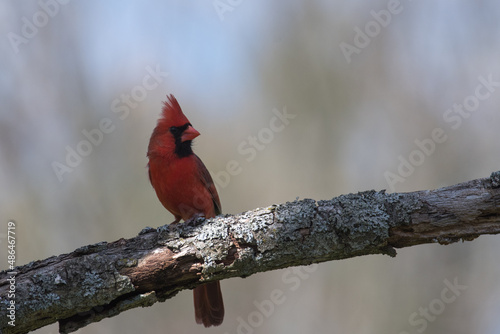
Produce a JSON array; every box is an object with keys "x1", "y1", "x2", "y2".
[{"x1": 185, "y1": 213, "x2": 206, "y2": 227}]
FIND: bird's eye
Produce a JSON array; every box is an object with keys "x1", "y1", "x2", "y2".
[{"x1": 170, "y1": 126, "x2": 180, "y2": 135}]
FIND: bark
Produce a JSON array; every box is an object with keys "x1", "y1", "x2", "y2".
[{"x1": 1, "y1": 171, "x2": 499, "y2": 334}]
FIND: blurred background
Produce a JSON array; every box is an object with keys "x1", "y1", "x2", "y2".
[{"x1": 1, "y1": 1, "x2": 500, "y2": 333}]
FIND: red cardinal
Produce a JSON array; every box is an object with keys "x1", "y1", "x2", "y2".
[{"x1": 147, "y1": 94, "x2": 224, "y2": 327}]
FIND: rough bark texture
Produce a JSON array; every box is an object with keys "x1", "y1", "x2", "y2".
[{"x1": 1, "y1": 171, "x2": 499, "y2": 334}]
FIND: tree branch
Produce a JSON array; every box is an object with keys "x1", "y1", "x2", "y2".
[{"x1": 1, "y1": 171, "x2": 500, "y2": 334}]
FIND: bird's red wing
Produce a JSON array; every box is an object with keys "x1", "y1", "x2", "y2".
[{"x1": 194, "y1": 155, "x2": 221, "y2": 216}]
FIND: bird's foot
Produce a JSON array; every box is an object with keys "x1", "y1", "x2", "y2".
[
  {"x1": 184, "y1": 213, "x2": 206, "y2": 227},
  {"x1": 170, "y1": 217, "x2": 181, "y2": 225}
]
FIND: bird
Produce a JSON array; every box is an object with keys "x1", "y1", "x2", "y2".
[{"x1": 147, "y1": 94, "x2": 224, "y2": 327}]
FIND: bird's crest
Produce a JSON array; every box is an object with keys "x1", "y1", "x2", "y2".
[{"x1": 158, "y1": 94, "x2": 191, "y2": 127}]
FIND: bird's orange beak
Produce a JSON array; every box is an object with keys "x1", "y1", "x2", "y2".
[{"x1": 181, "y1": 125, "x2": 200, "y2": 142}]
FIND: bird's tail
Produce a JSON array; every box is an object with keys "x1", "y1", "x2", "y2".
[{"x1": 193, "y1": 281, "x2": 224, "y2": 327}]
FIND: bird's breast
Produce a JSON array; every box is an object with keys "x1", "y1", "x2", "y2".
[{"x1": 149, "y1": 155, "x2": 215, "y2": 221}]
